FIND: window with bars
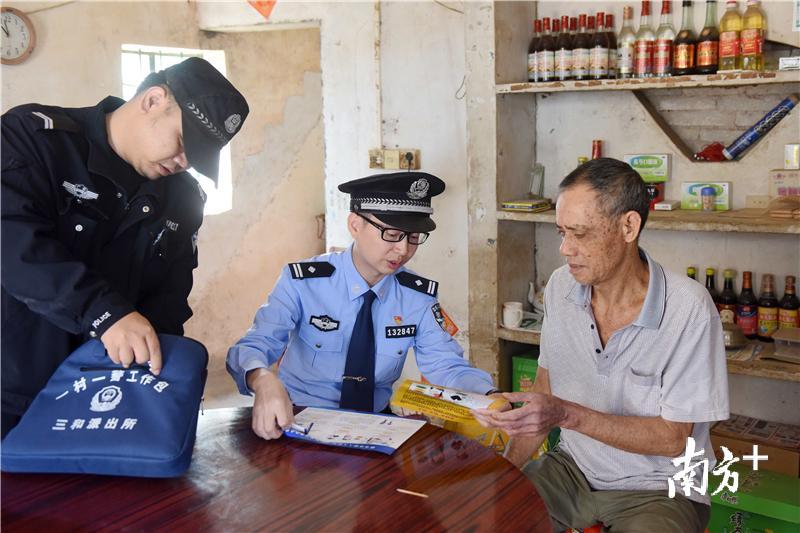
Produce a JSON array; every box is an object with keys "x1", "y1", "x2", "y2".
[{"x1": 121, "y1": 44, "x2": 232, "y2": 215}]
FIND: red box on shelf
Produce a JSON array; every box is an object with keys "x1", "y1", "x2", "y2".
[{"x1": 646, "y1": 182, "x2": 665, "y2": 210}]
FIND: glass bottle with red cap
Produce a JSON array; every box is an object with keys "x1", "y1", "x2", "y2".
[
  {"x1": 572, "y1": 14, "x2": 591, "y2": 80},
  {"x1": 590, "y1": 12, "x2": 610, "y2": 79}
]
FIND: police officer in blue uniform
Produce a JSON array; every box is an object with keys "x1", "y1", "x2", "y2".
[
  {"x1": 227, "y1": 172, "x2": 496, "y2": 440},
  {"x1": 1, "y1": 58, "x2": 249, "y2": 437}
]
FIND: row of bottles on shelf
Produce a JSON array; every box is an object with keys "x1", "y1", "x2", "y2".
[
  {"x1": 527, "y1": 0, "x2": 767, "y2": 82},
  {"x1": 687, "y1": 267, "x2": 799, "y2": 341}
]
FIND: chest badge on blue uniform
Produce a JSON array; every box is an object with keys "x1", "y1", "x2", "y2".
[
  {"x1": 310, "y1": 315, "x2": 339, "y2": 332},
  {"x1": 62, "y1": 181, "x2": 99, "y2": 201},
  {"x1": 385, "y1": 325, "x2": 416, "y2": 338}
]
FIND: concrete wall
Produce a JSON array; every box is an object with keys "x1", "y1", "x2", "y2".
[
  {"x1": 1, "y1": 1, "x2": 325, "y2": 406},
  {"x1": 197, "y1": 1, "x2": 475, "y2": 364}
]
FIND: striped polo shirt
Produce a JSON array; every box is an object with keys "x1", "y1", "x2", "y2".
[{"x1": 539, "y1": 249, "x2": 730, "y2": 505}]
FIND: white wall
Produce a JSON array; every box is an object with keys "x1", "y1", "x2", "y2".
[{"x1": 197, "y1": 1, "x2": 474, "y2": 358}]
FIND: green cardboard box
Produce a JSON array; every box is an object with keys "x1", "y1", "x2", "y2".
[
  {"x1": 624, "y1": 153, "x2": 671, "y2": 183},
  {"x1": 708, "y1": 463, "x2": 800, "y2": 533},
  {"x1": 512, "y1": 355, "x2": 538, "y2": 393}
]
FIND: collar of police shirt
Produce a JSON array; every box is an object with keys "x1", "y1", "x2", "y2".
[
  {"x1": 341, "y1": 244, "x2": 393, "y2": 304},
  {"x1": 85, "y1": 97, "x2": 148, "y2": 199}
]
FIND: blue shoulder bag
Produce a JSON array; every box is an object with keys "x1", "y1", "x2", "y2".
[{"x1": 1, "y1": 334, "x2": 208, "y2": 477}]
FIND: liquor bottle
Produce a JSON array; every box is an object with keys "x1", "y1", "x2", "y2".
[
  {"x1": 556, "y1": 15, "x2": 573, "y2": 81},
  {"x1": 687, "y1": 266, "x2": 697, "y2": 280},
  {"x1": 718, "y1": 0, "x2": 743, "y2": 71},
  {"x1": 618, "y1": 6, "x2": 636, "y2": 78},
  {"x1": 590, "y1": 12, "x2": 610, "y2": 79},
  {"x1": 673, "y1": 0, "x2": 697, "y2": 75},
  {"x1": 696, "y1": 0, "x2": 720, "y2": 74},
  {"x1": 654, "y1": 0, "x2": 676, "y2": 77},
  {"x1": 573, "y1": 14, "x2": 592, "y2": 80},
  {"x1": 718, "y1": 269, "x2": 738, "y2": 324},
  {"x1": 528, "y1": 19, "x2": 541, "y2": 82},
  {"x1": 757, "y1": 273, "x2": 779, "y2": 341},
  {"x1": 741, "y1": 0, "x2": 766, "y2": 71},
  {"x1": 736, "y1": 271, "x2": 758, "y2": 338},
  {"x1": 538, "y1": 17, "x2": 556, "y2": 82},
  {"x1": 634, "y1": 0, "x2": 656, "y2": 78},
  {"x1": 570, "y1": 16, "x2": 578, "y2": 39},
  {"x1": 778, "y1": 275, "x2": 800, "y2": 329},
  {"x1": 606, "y1": 14, "x2": 618, "y2": 79},
  {"x1": 705, "y1": 267, "x2": 720, "y2": 307}
]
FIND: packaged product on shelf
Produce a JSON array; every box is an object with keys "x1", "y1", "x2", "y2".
[
  {"x1": 654, "y1": 200, "x2": 680, "y2": 210},
  {"x1": 680, "y1": 181, "x2": 730, "y2": 210},
  {"x1": 624, "y1": 153, "x2": 671, "y2": 182},
  {"x1": 785, "y1": 144, "x2": 800, "y2": 170},
  {"x1": 645, "y1": 182, "x2": 665, "y2": 210},
  {"x1": 723, "y1": 95, "x2": 798, "y2": 160},
  {"x1": 769, "y1": 169, "x2": 800, "y2": 198}
]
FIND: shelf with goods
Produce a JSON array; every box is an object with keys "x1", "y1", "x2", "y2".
[
  {"x1": 496, "y1": 70, "x2": 799, "y2": 94},
  {"x1": 498, "y1": 208, "x2": 800, "y2": 235},
  {"x1": 464, "y1": 3, "x2": 799, "y2": 390}
]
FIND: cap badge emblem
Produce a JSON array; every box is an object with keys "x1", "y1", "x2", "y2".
[
  {"x1": 407, "y1": 178, "x2": 429, "y2": 200},
  {"x1": 224, "y1": 114, "x2": 242, "y2": 134}
]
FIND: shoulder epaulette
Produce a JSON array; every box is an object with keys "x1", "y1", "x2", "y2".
[
  {"x1": 30, "y1": 111, "x2": 80, "y2": 133},
  {"x1": 396, "y1": 271, "x2": 438, "y2": 297},
  {"x1": 288, "y1": 261, "x2": 335, "y2": 280}
]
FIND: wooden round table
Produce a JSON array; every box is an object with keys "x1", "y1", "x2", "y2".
[{"x1": 2, "y1": 407, "x2": 551, "y2": 531}]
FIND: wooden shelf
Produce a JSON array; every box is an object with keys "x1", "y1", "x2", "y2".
[
  {"x1": 497, "y1": 328, "x2": 800, "y2": 382},
  {"x1": 727, "y1": 357, "x2": 800, "y2": 383},
  {"x1": 497, "y1": 70, "x2": 800, "y2": 94},
  {"x1": 497, "y1": 326, "x2": 540, "y2": 345},
  {"x1": 497, "y1": 208, "x2": 800, "y2": 235}
]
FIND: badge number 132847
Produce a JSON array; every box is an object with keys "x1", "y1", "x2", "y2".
[{"x1": 1, "y1": 7, "x2": 36, "y2": 65}]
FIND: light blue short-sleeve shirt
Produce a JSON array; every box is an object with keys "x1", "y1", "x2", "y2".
[
  {"x1": 227, "y1": 245, "x2": 494, "y2": 411},
  {"x1": 539, "y1": 249, "x2": 729, "y2": 505}
]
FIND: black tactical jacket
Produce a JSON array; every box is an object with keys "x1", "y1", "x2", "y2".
[{"x1": 1, "y1": 97, "x2": 205, "y2": 416}]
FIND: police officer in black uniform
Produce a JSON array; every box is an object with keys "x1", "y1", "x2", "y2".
[{"x1": 1, "y1": 57, "x2": 249, "y2": 437}]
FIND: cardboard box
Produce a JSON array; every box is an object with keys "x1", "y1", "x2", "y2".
[
  {"x1": 624, "y1": 154, "x2": 671, "y2": 183},
  {"x1": 709, "y1": 463, "x2": 800, "y2": 533},
  {"x1": 512, "y1": 355, "x2": 538, "y2": 393},
  {"x1": 681, "y1": 182, "x2": 731, "y2": 211},
  {"x1": 769, "y1": 169, "x2": 800, "y2": 198},
  {"x1": 711, "y1": 414, "x2": 800, "y2": 478}
]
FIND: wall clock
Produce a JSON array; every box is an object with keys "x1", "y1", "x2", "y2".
[{"x1": 1, "y1": 7, "x2": 36, "y2": 65}]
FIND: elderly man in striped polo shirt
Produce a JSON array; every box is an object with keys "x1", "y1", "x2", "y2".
[{"x1": 474, "y1": 158, "x2": 729, "y2": 533}]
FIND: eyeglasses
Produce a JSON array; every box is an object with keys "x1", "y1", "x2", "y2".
[{"x1": 357, "y1": 213, "x2": 429, "y2": 245}]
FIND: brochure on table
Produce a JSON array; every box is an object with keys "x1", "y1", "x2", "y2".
[{"x1": 284, "y1": 407, "x2": 426, "y2": 455}]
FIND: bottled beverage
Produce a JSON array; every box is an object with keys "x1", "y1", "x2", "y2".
[
  {"x1": 618, "y1": 6, "x2": 636, "y2": 78},
  {"x1": 538, "y1": 17, "x2": 556, "y2": 82},
  {"x1": 528, "y1": 19, "x2": 541, "y2": 82},
  {"x1": 696, "y1": 0, "x2": 720, "y2": 74},
  {"x1": 705, "y1": 267, "x2": 720, "y2": 307},
  {"x1": 556, "y1": 15, "x2": 573, "y2": 81},
  {"x1": 577, "y1": 156, "x2": 589, "y2": 167},
  {"x1": 736, "y1": 271, "x2": 758, "y2": 338},
  {"x1": 687, "y1": 266, "x2": 697, "y2": 280},
  {"x1": 778, "y1": 275, "x2": 800, "y2": 329},
  {"x1": 606, "y1": 14, "x2": 618, "y2": 79},
  {"x1": 570, "y1": 16, "x2": 578, "y2": 39},
  {"x1": 573, "y1": 14, "x2": 592, "y2": 80},
  {"x1": 592, "y1": 139, "x2": 603, "y2": 159},
  {"x1": 673, "y1": 0, "x2": 697, "y2": 75},
  {"x1": 634, "y1": 0, "x2": 656, "y2": 78},
  {"x1": 591, "y1": 12, "x2": 610, "y2": 79},
  {"x1": 654, "y1": 0, "x2": 676, "y2": 77},
  {"x1": 719, "y1": 269, "x2": 738, "y2": 324},
  {"x1": 718, "y1": 0, "x2": 743, "y2": 71},
  {"x1": 757, "y1": 273, "x2": 779, "y2": 341},
  {"x1": 741, "y1": 0, "x2": 766, "y2": 71}
]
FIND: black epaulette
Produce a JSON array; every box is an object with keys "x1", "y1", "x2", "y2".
[
  {"x1": 396, "y1": 271, "x2": 438, "y2": 297},
  {"x1": 288, "y1": 261, "x2": 335, "y2": 280},
  {"x1": 30, "y1": 110, "x2": 80, "y2": 133}
]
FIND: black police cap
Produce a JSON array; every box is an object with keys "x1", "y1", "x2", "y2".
[
  {"x1": 338, "y1": 172, "x2": 445, "y2": 233},
  {"x1": 163, "y1": 57, "x2": 249, "y2": 182}
]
